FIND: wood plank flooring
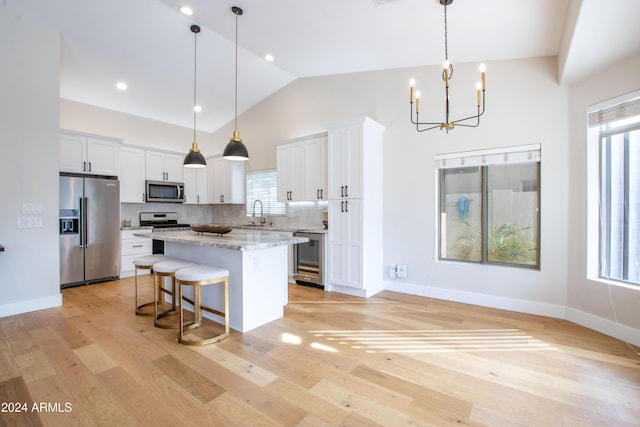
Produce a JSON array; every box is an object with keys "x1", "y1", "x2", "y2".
[{"x1": 1, "y1": 275, "x2": 639, "y2": 426}]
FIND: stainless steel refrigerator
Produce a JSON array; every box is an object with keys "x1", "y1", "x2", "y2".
[{"x1": 59, "y1": 174, "x2": 120, "y2": 288}]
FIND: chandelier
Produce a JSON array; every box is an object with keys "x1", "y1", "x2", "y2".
[{"x1": 409, "y1": 0, "x2": 486, "y2": 133}]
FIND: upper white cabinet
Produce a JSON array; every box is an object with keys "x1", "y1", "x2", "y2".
[
  {"x1": 326, "y1": 117, "x2": 384, "y2": 297},
  {"x1": 276, "y1": 132, "x2": 328, "y2": 202},
  {"x1": 184, "y1": 167, "x2": 208, "y2": 204},
  {"x1": 119, "y1": 145, "x2": 146, "y2": 203},
  {"x1": 207, "y1": 155, "x2": 245, "y2": 204},
  {"x1": 304, "y1": 133, "x2": 328, "y2": 201},
  {"x1": 145, "y1": 150, "x2": 183, "y2": 183},
  {"x1": 60, "y1": 130, "x2": 119, "y2": 176},
  {"x1": 276, "y1": 139, "x2": 306, "y2": 202}
]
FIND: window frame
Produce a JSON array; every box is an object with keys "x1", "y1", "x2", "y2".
[{"x1": 436, "y1": 145, "x2": 541, "y2": 269}]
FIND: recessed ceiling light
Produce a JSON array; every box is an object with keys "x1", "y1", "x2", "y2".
[
  {"x1": 264, "y1": 54, "x2": 274, "y2": 62},
  {"x1": 180, "y1": 6, "x2": 193, "y2": 16},
  {"x1": 193, "y1": 105, "x2": 202, "y2": 113},
  {"x1": 116, "y1": 82, "x2": 127, "y2": 90}
]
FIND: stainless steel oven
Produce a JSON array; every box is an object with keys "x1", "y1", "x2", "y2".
[{"x1": 293, "y1": 231, "x2": 325, "y2": 288}]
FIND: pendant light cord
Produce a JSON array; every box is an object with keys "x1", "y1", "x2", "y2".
[
  {"x1": 193, "y1": 27, "x2": 198, "y2": 143},
  {"x1": 234, "y1": 10, "x2": 239, "y2": 133}
]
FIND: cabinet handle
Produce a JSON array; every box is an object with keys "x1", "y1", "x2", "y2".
[
  {"x1": 88, "y1": 162, "x2": 92, "y2": 172},
  {"x1": 197, "y1": 195, "x2": 200, "y2": 203},
  {"x1": 83, "y1": 161, "x2": 87, "y2": 172},
  {"x1": 345, "y1": 185, "x2": 348, "y2": 197},
  {"x1": 142, "y1": 193, "x2": 145, "y2": 202},
  {"x1": 345, "y1": 200, "x2": 349, "y2": 212},
  {"x1": 341, "y1": 201, "x2": 344, "y2": 212},
  {"x1": 132, "y1": 245, "x2": 143, "y2": 248},
  {"x1": 321, "y1": 189, "x2": 324, "y2": 199},
  {"x1": 317, "y1": 189, "x2": 320, "y2": 200},
  {"x1": 341, "y1": 186, "x2": 344, "y2": 197}
]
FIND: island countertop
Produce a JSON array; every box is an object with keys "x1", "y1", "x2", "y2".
[{"x1": 135, "y1": 229, "x2": 309, "y2": 251}]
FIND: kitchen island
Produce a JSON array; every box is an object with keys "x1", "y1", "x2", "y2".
[{"x1": 136, "y1": 229, "x2": 308, "y2": 332}]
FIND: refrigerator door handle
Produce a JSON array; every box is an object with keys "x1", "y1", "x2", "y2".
[
  {"x1": 78, "y1": 197, "x2": 84, "y2": 248},
  {"x1": 84, "y1": 197, "x2": 89, "y2": 247}
]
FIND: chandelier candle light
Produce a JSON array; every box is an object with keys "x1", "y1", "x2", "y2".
[{"x1": 409, "y1": 0, "x2": 486, "y2": 133}]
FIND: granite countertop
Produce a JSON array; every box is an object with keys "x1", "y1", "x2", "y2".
[
  {"x1": 211, "y1": 224, "x2": 328, "y2": 234},
  {"x1": 135, "y1": 229, "x2": 309, "y2": 251}
]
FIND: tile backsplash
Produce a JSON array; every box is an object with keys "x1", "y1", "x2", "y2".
[{"x1": 121, "y1": 201, "x2": 327, "y2": 230}]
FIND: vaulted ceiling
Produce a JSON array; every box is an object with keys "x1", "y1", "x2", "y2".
[{"x1": 4, "y1": 0, "x2": 640, "y2": 132}]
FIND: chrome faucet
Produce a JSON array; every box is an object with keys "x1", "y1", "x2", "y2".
[{"x1": 252, "y1": 199, "x2": 265, "y2": 224}]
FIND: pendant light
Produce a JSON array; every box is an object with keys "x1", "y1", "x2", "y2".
[
  {"x1": 222, "y1": 6, "x2": 249, "y2": 161},
  {"x1": 184, "y1": 24, "x2": 207, "y2": 168}
]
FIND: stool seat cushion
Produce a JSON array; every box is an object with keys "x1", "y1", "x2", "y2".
[
  {"x1": 134, "y1": 254, "x2": 175, "y2": 268},
  {"x1": 176, "y1": 265, "x2": 229, "y2": 282},
  {"x1": 153, "y1": 259, "x2": 197, "y2": 274}
]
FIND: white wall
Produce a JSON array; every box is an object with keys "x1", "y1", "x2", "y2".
[
  {"x1": 0, "y1": 10, "x2": 62, "y2": 315},
  {"x1": 60, "y1": 99, "x2": 210, "y2": 154},
  {"x1": 212, "y1": 56, "x2": 572, "y2": 318},
  {"x1": 566, "y1": 53, "x2": 640, "y2": 344}
]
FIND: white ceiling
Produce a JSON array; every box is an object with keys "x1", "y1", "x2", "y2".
[{"x1": 4, "y1": 0, "x2": 640, "y2": 133}]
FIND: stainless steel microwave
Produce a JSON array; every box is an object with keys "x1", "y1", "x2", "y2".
[{"x1": 145, "y1": 180, "x2": 185, "y2": 203}]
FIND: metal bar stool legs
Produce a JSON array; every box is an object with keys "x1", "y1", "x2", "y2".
[
  {"x1": 176, "y1": 265, "x2": 230, "y2": 346},
  {"x1": 152, "y1": 260, "x2": 198, "y2": 329},
  {"x1": 133, "y1": 254, "x2": 175, "y2": 316}
]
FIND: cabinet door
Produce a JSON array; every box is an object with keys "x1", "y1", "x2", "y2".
[
  {"x1": 326, "y1": 199, "x2": 364, "y2": 289},
  {"x1": 304, "y1": 135, "x2": 327, "y2": 200},
  {"x1": 212, "y1": 157, "x2": 228, "y2": 203},
  {"x1": 276, "y1": 141, "x2": 305, "y2": 201},
  {"x1": 86, "y1": 137, "x2": 119, "y2": 176},
  {"x1": 145, "y1": 150, "x2": 165, "y2": 181},
  {"x1": 276, "y1": 144, "x2": 292, "y2": 202},
  {"x1": 119, "y1": 146, "x2": 146, "y2": 203},
  {"x1": 164, "y1": 153, "x2": 184, "y2": 183},
  {"x1": 60, "y1": 132, "x2": 87, "y2": 174},
  {"x1": 327, "y1": 128, "x2": 347, "y2": 200},
  {"x1": 184, "y1": 167, "x2": 208, "y2": 204}
]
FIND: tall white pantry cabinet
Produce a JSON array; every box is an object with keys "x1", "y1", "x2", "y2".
[{"x1": 326, "y1": 117, "x2": 384, "y2": 297}]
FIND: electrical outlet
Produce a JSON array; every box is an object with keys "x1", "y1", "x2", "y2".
[
  {"x1": 396, "y1": 264, "x2": 407, "y2": 278},
  {"x1": 388, "y1": 264, "x2": 397, "y2": 278},
  {"x1": 17, "y1": 216, "x2": 43, "y2": 228}
]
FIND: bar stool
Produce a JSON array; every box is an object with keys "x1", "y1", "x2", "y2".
[
  {"x1": 152, "y1": 259, "x2": 198, "y2": 329},
  {"x1": 175, "y1": 265, "x2": 230, "y2": 346},
  {"x1": 133, "y1": 254, "x2": 177, "y2": 316}
]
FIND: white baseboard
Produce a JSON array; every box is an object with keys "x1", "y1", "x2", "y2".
[
  {"x1": 384, "y1": 280, "x2": 640, "y2": 347},
  {"x1": 325, "y1": 284, "x2": 367, "y2": 298},
  {"x1": 566, "y1": 307, "x2": 640, "y2": 347},
  {"x1": 384, "y1": 280, "x2": 566, "y2": 318},
  {"x1": 0, "y1": 293, "x2": 63, "y2": 318}
]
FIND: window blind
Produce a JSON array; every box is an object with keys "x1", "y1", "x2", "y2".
[
  {"x1": 245, "y1": 170, "x2": 286, "y2": 217},
  {"x1": 588, "y1": 95, "x2": 640, "y2": 128},
  {"x1": 435, "y1": 144, "x2": 541, "y2": 169}
]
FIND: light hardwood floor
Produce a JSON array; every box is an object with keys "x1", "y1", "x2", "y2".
[{"x1": 1, "y1": 276, "x2": 639, "y2": 426}]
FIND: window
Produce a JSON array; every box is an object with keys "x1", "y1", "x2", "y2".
[
  {"x1": 591, "y1": 95, "x2": 640, "y2": 286},
  {"x1": 245, "y1": 169, "x2": 286, "y2": 217},
  {"x1": 436, "y1": 145, "x2": 540, "y2": 268}
]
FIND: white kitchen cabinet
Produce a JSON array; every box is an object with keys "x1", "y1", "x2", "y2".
[
  {"x1": 304, "y1": 133, "x2": 328, "y2": 201},
  {"x1": 119, "y1": 145, "x2": 146, "y2": 203},
  {"x1": 145, "y1": 149, "x2": 183, "y2": 183},
  {"x1": 276, "y1": 139, "x2": 305, "y2": 202},
  {"x1": 326, "y1": 117, "x2": 384, "y2": 297},
  {"x1": 276, "y1": 132, "x2": 328, "y2": 202},
  {"x1": 184, "y1": 166, "x2": 208, "y2": 204},
  {"x1": 120, "y1": 229, "x2": 152, "y2": 278},
  {"x1": 207, "y1": 155, "x2": 245, "y2": 204},
  {"x1": 60, "y1": 130, "x2": 120, "y2": 176}
]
